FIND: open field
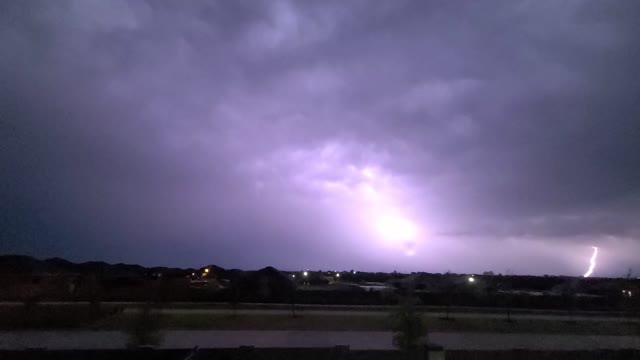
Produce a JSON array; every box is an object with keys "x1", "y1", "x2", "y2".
[
  {"x1": 2, "y1": 303, "x2": 639, "y2": 336},
  {"x1": 2, "y1": 301, "x2": 637, "y2": 318},
  {"x1": 98, "y1": 313, "x2": 640, "y2": 336}
]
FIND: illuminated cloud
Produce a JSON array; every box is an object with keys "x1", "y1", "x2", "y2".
[{"x1": 1, "y1": 0, "x2": 639, "y2": 274}]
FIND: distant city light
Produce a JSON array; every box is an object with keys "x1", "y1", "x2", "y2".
[
  {"x1": 292, "y1": 274, "x2": 295, "y2": 278},
  {"x1": 204, "y1": 268, "x2": 209, "y2": 273},
  {"x1": 191, "y1": 273, "x2": 195, "y2": 276}
]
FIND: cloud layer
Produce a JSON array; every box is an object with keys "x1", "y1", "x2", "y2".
[{"x1": 2, "y1": 0, "x2": 639, "y2": 275}]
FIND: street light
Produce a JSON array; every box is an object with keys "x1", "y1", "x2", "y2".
[
  {"x1": 303, "y1": 271, "x2": 308, "y2": 277},
  {"x1": 336, "y1": 273, "x2": 340, "y2": 278},
  {"x1": 292, "y1": 274, "x2": 296, "y2": 278},
  {"x1": 468, "y1": 277, "x2": 475, "y2": 283}
]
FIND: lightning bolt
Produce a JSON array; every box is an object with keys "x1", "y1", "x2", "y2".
[{"x1": 583, "y1": 246, "x2": 598, "y2": 278}]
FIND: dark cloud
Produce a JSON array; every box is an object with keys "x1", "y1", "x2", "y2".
[{"x1": 2, "y1": 0, "x2": 639, "y2": 275}]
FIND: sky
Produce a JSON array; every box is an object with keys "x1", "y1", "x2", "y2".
[{"x1": 1, "y1": 0, "x2": 639, "y2": 276}]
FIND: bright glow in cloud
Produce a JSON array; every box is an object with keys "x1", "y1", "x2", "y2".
[
  {"x1": 361, "y1": 167, "x2": 376, "y2": 179},
  {"x1": 376, "y1": 213, "x2": 418, "y2": 242},
  {"x1": 583, "y1": 246, "x2": 598, "y2": 277},
  {"x1": 249, "y1": 141, "x2": 425, "y2": 257}
]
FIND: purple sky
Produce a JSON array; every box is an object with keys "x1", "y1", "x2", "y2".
[{"x1": 2, "y1": 0, "x2": 639, "y2": 276}]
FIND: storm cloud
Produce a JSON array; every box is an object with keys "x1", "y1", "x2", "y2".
[{"x1": 1, "y1": 0, "x2": 639, "y2": 276}]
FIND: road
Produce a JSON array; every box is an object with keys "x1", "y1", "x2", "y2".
[{"x1": 2, "y1": 330, "x2": 640, "y2": 350}]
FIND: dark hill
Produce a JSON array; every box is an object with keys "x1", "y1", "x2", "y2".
[{"x1": 0, "y1": 255, "x2": 218, "y2": 279}]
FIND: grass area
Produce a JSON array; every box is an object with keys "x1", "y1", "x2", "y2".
[
  {"x1": 3, "y1": 305, "x2": 640, "y2": 336},
  {"x1": 96, "y1": 313, "x2": 640, "y2": 336},
  {"x1": 425, "y1": 316, "x2": 640, "y2": 336},
  {"x1": 0, "y1": 304, "x2": 114, "y2": 329},
  {"x1": 95, "y1": 313, "x2": 385, "y2": 331}
]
